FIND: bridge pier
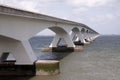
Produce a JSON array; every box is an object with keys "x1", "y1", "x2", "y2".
[
  {"x1": 0, "y1": 35, "x2": 37, "y2": 76},
  {"x1": 42, "y1": 32, "x2": 83, "y2": 52},
  {"x1": 82, "y1": 32, "x2": 91, "y2": 44},
  {"x1": 71, "y1": 28, "x2": 85, "y2": 46},
  {"x1": 0, "y1": 35, "x2": 36, "y2": 65},
  {"x1": 88, "y1": 33, "x2": 96, "y2": 41}
]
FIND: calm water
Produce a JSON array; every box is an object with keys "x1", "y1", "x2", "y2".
[{"x1": 1, "y1": 35, "x2": 120, "y2": 80}]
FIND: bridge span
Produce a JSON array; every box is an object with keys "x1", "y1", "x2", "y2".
[{"x1": 0, "y1": 5, "x2": 99, "y2": 66}]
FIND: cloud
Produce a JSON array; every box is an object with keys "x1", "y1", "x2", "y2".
[
  {"x1": 65, "y1": 0, "x2": 120, "y2": 20},
  {"x1": 0, "y1": 0, "x2": 58, "y2": 12},
  {"x1": 0, "y1": 0, "x2": 37, "y2": 11},
  {"x1": 65, "y1": 0, "x2": 119, "y2": 8},
  {"x1": 90, "y1": 14, "x2": 115, "y2": 23},
  {"x1": 73, "y1": 7, "x2": 88, "y2": 14},
  {"x1": 19, "y1": 0, "x2": 38, "y2": 12},
  {"x1": 65, "y1": 0, "x2": 120, "y2": 25}
]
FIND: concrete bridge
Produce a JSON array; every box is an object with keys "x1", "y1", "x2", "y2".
[{"x1": 0, "y1": 5, "x2": 99, "y2": 65}]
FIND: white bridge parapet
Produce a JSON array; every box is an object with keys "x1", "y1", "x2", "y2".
[{"x1": 0, "y1": 5, "x2": 99, "y2": 65}]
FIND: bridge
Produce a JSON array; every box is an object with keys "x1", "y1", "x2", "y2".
[{"x1": 0, "y1": 5, "x2": 99, "y2": 66}]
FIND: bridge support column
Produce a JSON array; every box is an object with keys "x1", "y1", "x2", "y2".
[
  {"x1": 0, "y1": 35, "x2": 37, "y2": 65},
  {"x1": 77, "y1": 32, "x2": 86, "y2": 45},
  {"x1": 86, "y1": 33, "x2": 93, "y2": 42},
  {"x1": 0, "y1": 36, "x2": 37, "y2": 76},
  {"x1": 49, "y1": 34, "x2": 75, "y2": 47},
  {"x1": 71, "y1": 31, "x2": 85, "y2": 46},
  {"x1": 89, "y1": 33, "x2": 96, "y2": 41},
  {"x1": 82, "y1": 33, "x2": 91, "y2": 44},
  {"x1": 11, "y1": 40, "x2": 37, "y2": 65},
  {"x1": 41, "y1": 33, "x2": 82, "y2": 52},
  {"x1": 50, "y1": 34, "x2": 60, "y2": 47},
  {"x1": 45, "y1": 34, "x2": 75, "y2": 52},
  {"x1": 89, "y1": 34, "x2": 97, "y2": 41},
  {"x1": 20, "y1": 40, "x2": 37, "y2": 64},
  {"x1": 48, "y1": 34, "x2": 74, "y2": 48}
]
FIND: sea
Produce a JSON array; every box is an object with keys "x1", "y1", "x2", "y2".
[{"x1": 1, "y1": 35, "x2": 120, "y2": 80}]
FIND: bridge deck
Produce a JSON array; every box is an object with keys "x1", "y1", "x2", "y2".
[{"x1": 0, "y1": 4, "x2": 95, "y2": 31}]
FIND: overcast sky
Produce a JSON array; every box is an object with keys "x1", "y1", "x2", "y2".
[{"x1": 0, "y1": 0, "x2": 120, "y2": 35}]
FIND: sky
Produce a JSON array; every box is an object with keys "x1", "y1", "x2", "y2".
[{"x1": 0, "y1": 0, "x2": 120, "y2": 35}]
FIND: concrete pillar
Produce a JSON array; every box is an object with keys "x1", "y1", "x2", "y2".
[
  {"x1": 0, "y1": 35, "x2": 37, "y2": 65},
  {"x1": 71, "y1": 32, "x2": 75, "y2": 41},
  {"x1": 12, "y1": 40, "x2": 37, "y2": 65},
  {"x1": 41, "y1": 32, "x2": 80, "y2": 52},
  {"x1": 87, "y1": 33, "x2": 93, "y2": 42},
  {"x1": 63, "y1": 34, "x2": 75, "y2": 47},
  {"x1": 49, "y1": 34, "x2": 60, "y2": 47},
  {"x1": 71, "y1": 29, "x2": 85, "y2": 45},
  {"x1": 89, "y1": 34, "x2": 95, "y2": 41},
  {"x1": 77, "y1": 32, "x2": 86, "y2": 43},
  {"x1": 86, "y1": 33, "x2": 91, "y2": 41},
  {"x1": 20, "y1": 40, "x2": 37, "y2": 64},
  {"x1": 35, "y1": 60, "x2": 60, "y2": 75},
  {"x1": 91, "y1": 34, "x2": 98, "y2": 40},
  {"x1": 50, "y1": 34, "x2": 75, "y2": 47},
  {"x1": 82, "y1": 32, "x2": 91, "y2": 44}
]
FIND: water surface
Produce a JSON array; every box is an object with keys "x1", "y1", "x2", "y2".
[{"x1": 1, "y1": 35, "x2": 120, "y2": 80}]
